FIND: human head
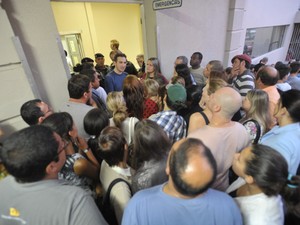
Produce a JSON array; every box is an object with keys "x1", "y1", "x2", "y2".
[
  {"x1": 106, "y1": 91, "x2": 128, "y2": 127},
  {"x1": 190, "y1": 52, "x2": 203, "y2": 68},
  {"x1": 146, "y1": 57, "x2": 160, "y2": 75},
  {"x1": 166, "y1": 84, "x2": 187, "y2": 111},
  {"x1": 84, "y1": 108, "x2": 109, "y2": 156},
  {"x1": 20, "y1": 99, "x2": 53, "y2": 125},
  {"x1": 275, "y1": 63, "x2": 290, "y2": 81},
  {"x1": 84, "y1": 108, "x2": 109, "y2": 138},
  {"x1": 97, "y1": 126, "x2": 126, "y2": 166},
  {"x1": 110, "y1": 39, "x2": 119, "y2": 51},
  {"x1": 95, "y1": 53, "x2": 105, "y2": 67},
  {"x1": 81, "y1": 57, "x2": 94, "y2": 64},
  {"x1": 144, "y1": 79, "x2": 159, "y2": 98},
  {"x1": 201, "y1": 77, "x2": 228, "y2": 106},
  {"x1": 123, "y1": 75, "x2": 144, "y2": 120},
  {"x1": 175, "y1": 56, "x2": 189, "y2": 66},
  {"x1": 175, "y1": 64, "x2": 192, "y2": 87},
  {"x1": 186, "y1": 84, "x2": 204, "y2": 108},
  {"x1": 260, "y1": 57, "x2": 268, "y2": 64},
  {"x1": 231, "y1": 54, "x2": 251, "y2": 75},
  {"x1": 113, "y1": 53, "x2": 127, "y2": 74},
  {"x1": 80, "y1": 69, "x2": 100, "y2": 89},
  {"x1": 289, "y1": 61, "x2": 300, "y2": 74},
  {"x1": 233, "y1": 144, "x2": 288, "y2": 196},
  {"x1": 208, "y1": 86, "x2": 242, "y2": 119},
  {"x1": 67, "y1": 74, "x2": 92, "y2": 101},
  {"x1": 203, "y1": 60, "x2": 224, "y2": 78},
  {"x1": 256, "y1": 66, "x2": 279, "y2": 88},
  {"x1": 167, "y1": 138, "x2": 217, "y2": 197},
  {"x1": 41, "y1": 112, "x2": 75, "y2": 141},
  {"x1": 136, "y1": 54, "x2": 144, "y2": 68},
  {"x1": 133, "y1": 120, "x2": 171, "y2": 168},
  {"x1": 0, "y1": 125, "x2": 65, "y2": 183},
  {"x1": 275, "y1": 89, "x2": 300, "y2": 123}
]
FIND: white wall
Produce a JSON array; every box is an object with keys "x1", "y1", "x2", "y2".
[
  {"x1": 154, "y1": 0, "x2": 230, "y2": 79},
  {"x1": 239, "y1": 0, "x2": 300, "y2": 65}
]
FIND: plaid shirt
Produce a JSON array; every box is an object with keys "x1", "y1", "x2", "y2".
[{"x1": 149, "y1": 110, "x2": 186, "y2": 143}]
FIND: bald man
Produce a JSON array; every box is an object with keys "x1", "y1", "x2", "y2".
[
  {"x1": 188, "y1": 87, "x2": 251, "y2": 191},
  {"x1": 256, "y1": 66, "x2": 280, "y2": 127},
  {"x1": 122, "y1": 138, "x2": 243, "y2": 225}
]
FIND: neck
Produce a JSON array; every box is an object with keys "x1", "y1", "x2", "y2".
[
  {"x1": 278, "y1": 115, "x2": 294, "y2": 127},
  {"x1": 69, "y1": 98, "x2": 87, "y2": 104},
  {"x1": 209, "y1": 116, "x2": 232, "y2": 127},
  {"x1": 114, "y1": 68, "x2": 123, "y2": 75},
  {"x1": 117, "y1": 161, "x2": 128, "y2": 169},
  {"x1": 192, "y1": 65, "x2": 200, "y2": 69},
  {"x1": 238, "y1": 183, "x2": 262, "y2": 197},
  {"x1": 148, "y1": 72, "x2": 155, "y2": 78},
  {"x1": 163, "y1": 180, "x2": 197, "y2": 199}
]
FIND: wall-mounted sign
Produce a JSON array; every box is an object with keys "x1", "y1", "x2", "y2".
[{"x1": 153, "y1": 0, "x2": 182, "y2": 11}]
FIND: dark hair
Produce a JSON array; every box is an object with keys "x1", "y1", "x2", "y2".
[
  {"x1": 97, "y1": 126, "x2": 126, "y2": 166},
  {"x1": 192, "y1": 52, "x2": 203, "y2": 61},
  {"x1": 169, "y1": 138, "x2": 217, "y2": 197},
  {"x1": 186, "y1": 84, "x2": 204, "y2": 107},
  {"x1": 80, "y1": 69, "x2": 97, "y2": 82},
  {"x1": 256, "y1": 66, "x2": 279, "y2": 85},
  {"x1": 175, "y1": 64, "x2": 193, "y2": 88},
  {"x1": 41, "y1": 112, "x2": 73, "y2": 141},
  {"x1": 280, "y1": 89, "x2": 300, "y2": 123},
  {"x1": 275, "y1": 63, "x2": 290, "y2": 80},
  {"x1": 84, "y1": 108, "x2": 109, "y2": 155},
  {"x1": 122, "y1": 75, "x2": 144, "y2": 120},
  {"x1": 20, "y1": 99, "x2": 43, "y2": 125},
  {"x1": 245, "y1": 144, "x2": 300, "y2": 219},
  {"x1": 81, "y1": 57, "x2": 94, "y2": 64},
  {"x1": 158, "y1": 85, "x2": 167, "y2": 111},
  {"x1": 114, "y1": 53, "x2": 127, "y2": 62},
  {"x1": 133, "y1": 120, "x2": 171, "y2": 168},
  {"x1": 67, "y1": 74, "x2": 91, "y2": 99},
  {"x1": 0, "y1": 126, "x2": 58, "y2": 183},
  {"x1": 290, "y1": 61, "x2": 300, "y2": 74}
]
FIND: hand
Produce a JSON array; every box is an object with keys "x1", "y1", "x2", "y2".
[{"x1": 76, "y1": 136, "x2": 88, "y2": 150}]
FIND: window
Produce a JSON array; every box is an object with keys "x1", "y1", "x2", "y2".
[{"x1": 243, "y1": 25, "x2": 287, "y2": 58}]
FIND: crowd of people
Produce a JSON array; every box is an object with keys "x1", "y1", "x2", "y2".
[{"x1": 1, "y1": 39, "x2": 300, "y2": 225}]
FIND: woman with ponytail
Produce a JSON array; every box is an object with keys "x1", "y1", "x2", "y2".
[{"x1": 227, "y1": 144, "x2": 300, "y2": 225}]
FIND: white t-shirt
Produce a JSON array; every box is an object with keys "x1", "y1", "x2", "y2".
[{"x1": 227, "y1": 178, "x2": 284, "y2": 225}]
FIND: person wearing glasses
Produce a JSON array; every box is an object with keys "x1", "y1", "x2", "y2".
[
  {"x1": 42, "y1": 112, "x2": 100, "y2": 198},
  {"x1": 0, "y1": 125, "x2": 107, "y2": 225}
]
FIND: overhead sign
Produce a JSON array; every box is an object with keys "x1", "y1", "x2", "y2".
[{"x1": 153, "y1": 0, "x2": 182, "y2": 11}]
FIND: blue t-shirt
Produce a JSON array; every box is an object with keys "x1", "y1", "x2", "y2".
[
  {"x1": 260, "y1": 123, "x2": 300, "y2": 174},
  {"x1": 104, "y1": 70, "x2": 127, "y2": 93},
  {"x1": 122, "y1": 184, "x2": 242, "y2": 225}
]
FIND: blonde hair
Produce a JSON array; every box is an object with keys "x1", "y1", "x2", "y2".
[
  {"x1": 243, "y1": 89, "x2": 272, "y2": 132},
  {"x1": 144, "y1": 79, "x2": 159, "y2": 98},
  {"x1": 207, "y1": 77, "x2": 228, "y2": 95},
  {"x1": 110, "y1": 39, "x2": 119, "y2": 50},
  {"x1": 106, "y1": 91, "x2": 128, "y2": 127}
]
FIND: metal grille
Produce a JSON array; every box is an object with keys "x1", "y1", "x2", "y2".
[{"x1": 286, "y1": 23, "x2": 300, "y2": 61}]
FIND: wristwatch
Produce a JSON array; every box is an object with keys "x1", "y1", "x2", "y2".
[{"x1": 83, "y1": 148, "x2": 89, "y2": 153}]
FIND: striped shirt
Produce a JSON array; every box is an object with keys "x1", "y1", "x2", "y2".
[{"x1": 233, "y1": 69, "x2": 255, "y2": 97}]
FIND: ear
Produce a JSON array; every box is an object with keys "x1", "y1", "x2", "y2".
[
  {"x1": 38, "y1": 116, "x2": 45, "y2": 124},
  {"x1": 165, "y1": 150, "x2": 172, "y2": 176},
  {"x1": 244, "y1": 175, "x2": 254, "y2": 184},
  {"x1": 45, "y1": 161, "x2": 60, "y2": 176}
]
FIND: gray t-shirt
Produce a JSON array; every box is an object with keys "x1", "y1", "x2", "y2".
[
  {"x1": 59, "y1": 101, "x2": 94, "y2": 139},
  {"x1": 0, "y1": 176, "x2": 108, "y2": 225}
]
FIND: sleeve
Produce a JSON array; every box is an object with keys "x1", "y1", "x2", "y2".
[
  {"x1": 105, "y1": 75, "x2": 114, "y2": 94},
  {"x1": 243, "y1": 120, "x2": 258, "y2": 143},
  {"x1": 121, "y1": 199, "x2": 139, "y2": 225},
  {"x1": 70, "y1": 192, "x2": 108, "y2": 225}
]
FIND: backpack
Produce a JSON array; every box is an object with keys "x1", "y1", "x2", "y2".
[{"x1": 99, "y1": 178, "x2": 132, "y2": 225}]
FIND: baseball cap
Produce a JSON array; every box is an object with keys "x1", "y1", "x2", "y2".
[
  {"x1": 167, "y1": 84, "x2": 187, "y2": 104},
  {"x1": 231, "y1": 54, "x2": 251, "y2": 64},
  {"x1": 81, "y1": 57, "x2": 94, "y2": 63}
]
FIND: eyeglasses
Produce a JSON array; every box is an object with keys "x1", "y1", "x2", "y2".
[{"x1": 57, "y1": 140, "x2": 69, "y2": 155}]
